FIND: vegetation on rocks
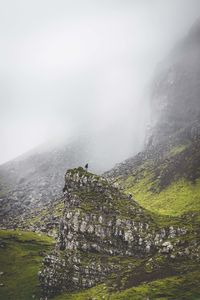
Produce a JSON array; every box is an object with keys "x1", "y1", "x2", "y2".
[
  {"x1": 52, "y1": 271, "x2": 200, "y2": 300},
  {"x1": 38, "y1": 168, "x2": 200, "y2": 299}
]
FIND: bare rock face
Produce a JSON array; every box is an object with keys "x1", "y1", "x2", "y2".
[
  {"x1": 39, "y1": 168, "x2": 190, "y2": 298},
  {"x1": 148, "y1": 20, "x2": 200, "y2": 148},
  {"x1": 59, "y1": 168, "x2": 157, "y2": 256},
  {"x1": 39, "y1": 168, "x2": 157, "y2": 297}
]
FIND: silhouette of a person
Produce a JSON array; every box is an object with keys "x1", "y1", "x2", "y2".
[{"x1": 85, "y1": 163, "x2": 88, "y2": 171}]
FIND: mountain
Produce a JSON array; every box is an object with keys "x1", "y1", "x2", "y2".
[
  {"x1": 105, "y1": 19, "x2": 200, "y2": 218},
  {"x1": 29, "y1": 22, "x2": 200, "y2": 295},
  {"x1": 0, "y1": 137, "x2": 92, "y2": 229},
  {"x1": 1, "y1": 168, "x2": 199, "y2": 300},
  {"x1": 148, "y1": 19, "x2": 200, "y2": 146},
  {"x1": 1, "y1": 20, "x2": 200, "y2": 300},
  {"x1": 0, "y1": 132, "x2": 142, "y2": 231},
  {"x1": 39, "y1": 168, "x2": 200, "y2": 299}
]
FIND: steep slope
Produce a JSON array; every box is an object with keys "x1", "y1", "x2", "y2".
[
  {"x1": 105, "y1": 20, "x2": 200, "y2": 218},
  {"x1": 52, "y1": 271, "x2": 200, "y2": 300},
  {"x1": 39, "y1": 168, "x2": 200, "y2": 299},
  {"x1": 39, "y1": 167, "x2": 156, "y2": 297},
  {"x1": 0, "y1": 138, "x2": 92, "y2": 229},
  {"x1": 148, "y1": 19, "x2": 200, "y2": 147},
  {"x1": 48, "y1": 21, "x2": 200, "y2": 300},
  {"x1": 106, "y1": 129, "x2": 200, "y2": 218}
]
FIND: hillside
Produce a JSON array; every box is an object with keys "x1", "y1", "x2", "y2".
[
  {"x1": 0, "y1": 230, "x2": 55, "y2": 300},
  {"x1": 39, "y1": 168, "x2": 200, "y2": 300},
  {"x1": 105, "y1": 20, "x2": 200, "y2": 219},
  {"x1": 1, "y1": 168, "x2": 200, "y2": 300},
  {"x1": 0, "y1": 138, "x2": 92, "y2": 229},
  {"x1": 105, "y1": 126, "x2": 200, "y2": 218}
]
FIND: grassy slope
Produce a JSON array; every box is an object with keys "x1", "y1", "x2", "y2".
[
  {"x1": 121, "y1": 143, "x2": 200, "y2": 218},
  {"x1": 50, "y1": 246, "x2": 200, "y2": 300},
  {"x1": 49, "y1": 141, "x2": 200, "y2": 300},
  {"x1": 0, "y1": 230, "x2": 55, "y2": 300},
  {"x1": 53, "y1": 271, "x2": 200, "y2": 300},
  {"x1": 125, "y1": 176, "x2": 200, "y2": 217},
  {"x1": 1, "y1": 143, "x2": 200, "y2": 300}
]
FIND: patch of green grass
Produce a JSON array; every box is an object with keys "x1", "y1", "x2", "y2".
[
  {"x1": 52, "y1": 271, "x2": 200, "y2": 300},
  {"x1": 111, "y1": 271, "x2": 200, "y2": 300},
  {"x1": 0, "y1": 229, "x2": 54, "y2": 243},
  {"x1": 0, "y1": 230, "x2": 55, "y2": 300},
  {"x1": 118, "y1": 139, "x2": 200, "y2": 218},
  {"x1": 24, "y1": 198, "x2": 64, "y2": 230},
  {"x1": 53, "y1": 284, "x2": 108, "y2": 300},
  {"x1": 124, "y1": 175, "x2": 200, "y2": 217}
]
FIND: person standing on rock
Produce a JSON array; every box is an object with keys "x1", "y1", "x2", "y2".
[{"x1": 85, "y1": 163, "x2": 88, "y2": 171}]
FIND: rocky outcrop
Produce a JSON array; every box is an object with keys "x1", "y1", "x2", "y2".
[
  {"x1": 39, "y1": 168, "x2": 189, "y2": 298},
  {"x1": 59, "y1": 168, "x2": 157, "y2": 256}
]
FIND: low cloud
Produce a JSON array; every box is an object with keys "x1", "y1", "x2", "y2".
[{"x1": 0, "y1": 0, "x2": 200, "y2": 167}]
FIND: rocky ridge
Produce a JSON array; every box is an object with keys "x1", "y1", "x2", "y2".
[{"x1": 38, "y1": 167, "x2": 196, "y2": 299}]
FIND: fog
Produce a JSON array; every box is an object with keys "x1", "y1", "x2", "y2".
[{"x1": 0, "y1": 0, "x2": 200, "y2": 168}]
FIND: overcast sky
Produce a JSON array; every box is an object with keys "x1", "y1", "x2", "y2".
[{"x1": 0, "y1": 0, "x2": 200, "y2": 165}]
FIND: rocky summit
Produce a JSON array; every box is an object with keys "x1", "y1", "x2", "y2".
[{"x1": 38, "y1": 167, "x2": 195, "y2": 299}]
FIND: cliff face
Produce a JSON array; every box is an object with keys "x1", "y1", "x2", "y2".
[
  {"x1": 39, "y1": 168, "x2": 192, "y2": 298},
  {"x1": 105, "y1": 21, "x2": 200, "y2": 213},
  {"x1": 59, "y1": 168, "x2": 156, "y2": 256},
  {"x1": 148, "y1": 20, "x2": 200, "y2": 147}
]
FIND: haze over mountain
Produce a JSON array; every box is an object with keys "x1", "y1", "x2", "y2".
[
  {"x1": 1, "y1": 3, "x2": 200, "y2": 300},
  {"x1": 0, "y1": 5, "x2": 200, "y2": 230},
  {"x1": 106, "y1": 18, "x2": 200, "y2": 217},
  {"x1": 1, "y1": 13, "x2": 200, "y2": 231},
  {"x1": 1, "y1": 0, "x2": 200, "y2": 167}
]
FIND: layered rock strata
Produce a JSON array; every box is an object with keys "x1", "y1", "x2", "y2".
[{"x1": 39, "y1": 168, "x2": 188, "y2": 298}]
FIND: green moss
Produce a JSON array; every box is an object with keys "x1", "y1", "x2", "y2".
[
  {"x1": 24, "y1": 198, "x2": 64, "y2": 228},
  {"x1": 169, "y1": 144, "x2": 188, "y2": 156},
  {"x1": 67, "y1": 167, "x2": 100, "y2": 181},
  {"x1": 0, "y1": 230, "x2": 55, "y2": 300}
]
